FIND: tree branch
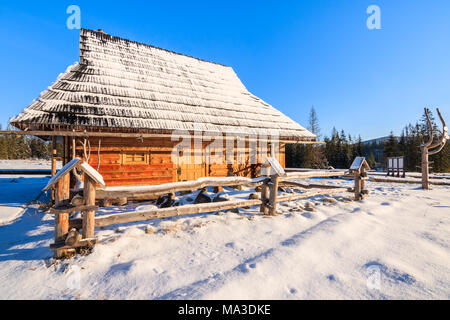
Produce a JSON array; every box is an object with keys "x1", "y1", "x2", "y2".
[
  {"x1": 421, "y1": 108, "x2": 434, "y2": 148},
  {"x1": 429, "y1": 108, "x2": 448, "y2": 149},
  {"x1": 428, "y1": 142, "x2": 446, "y2": 156}
]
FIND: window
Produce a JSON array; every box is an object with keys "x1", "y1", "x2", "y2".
[{"x1": 122, "y1": 152, "x2": 149, "y2": 165}]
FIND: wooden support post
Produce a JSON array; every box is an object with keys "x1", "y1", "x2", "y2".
[
  {"x1": 72, "y1": 137, "x2": 76, "y2": 159},
  {"x1": 54, "y1": 180, "x2": 69, "y2": 259},
  {"x1": 260, "y1": 157, "x2": 285, "y2": 215},
  {"x1": 82, "y1": 174, "x2": 96, "y2": 239},
  {"x1": 51, "y1": 136, "x2": 57, "y2": 176},
  {"x1": 360, "y1": 172, "x2": 367, "y2": 199},
  {"x1": 260, "y1": 179, "x2": 269, "y2": 215},
  {"x1": 54, "y1": 211, "x2": 69, "y2": 259},
  {"x1": 268, "y1": 175, "x2": 279, "y2": 215},
  {"x1": 51, "y1": 136, "x2": 57, "y2": 202},
  {"x1": 62, "y1": 136, "x2": 65, "y2": 166},
  {"x1": 62, "y1": 174, "x2": 70, "y2": 203},
  {"x1": 63, "y1": 136, "x2": 69, "y2": 166},
  {"x1": 259, "y1": 164, "x2": 270, "y2": 215},
  {"x1": 54, "y1": 175, "x2": 70, "y2": 205},
  {"x1": 354, "y1": 166, "x2": 369, "y2": 201},
  {"x1": 354, "y1": 169, "x2": 362, "y2": 201},
  {"x1": 70, "y1": 137, "x2": 77, "y2": 190}
]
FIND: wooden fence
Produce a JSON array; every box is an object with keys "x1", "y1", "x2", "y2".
[
  {"x1": 49, "y1": 158, "x2": 369, "y2": 258},
  {"x1": 69, "y1": 179, "x2": 351, "y2": 229}
]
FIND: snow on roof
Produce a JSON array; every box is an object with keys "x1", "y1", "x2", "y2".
[
  {"x1": 11, "y1": 28, "x2": 315, "y2": 141},
  {"x1": 350, "y1": 156, "x2": 370, "y2": 171},
  {"x1": 80, "y1": 162, "x2": 106, "y2": 188},
  {"x1": 42, "y1": 158, "x2": 81, "y2": 191},
  {"x1": 260, "y1": 157, "x2": 287, "y2": 177},
  {"x1": 42, "y1": 158, "x2": 105, "y2": 191}
]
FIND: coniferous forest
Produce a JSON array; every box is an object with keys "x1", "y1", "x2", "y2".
[
  {"x1": 286, "y1": 108, "x2": 450, "y2": 173},
  {"x1": 0, "y1": 125, "x2": 62, "y2": 160}
]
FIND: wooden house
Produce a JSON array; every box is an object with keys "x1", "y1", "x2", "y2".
[{"x1": 11, "y1": 29, "x2": 317, "y2": 186}]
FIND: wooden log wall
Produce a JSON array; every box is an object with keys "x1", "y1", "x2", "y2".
[
  {"x1": 73, "y1": 137, "x2": 176, "y2": 186},
  {"x1": 70, "y1": 136, "x2": 286, "y2": 187}
]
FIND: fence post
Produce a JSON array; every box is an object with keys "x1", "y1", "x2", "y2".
[
  {"x1": 268, "y1": 174, "x2": 279, "y2": 215},
  {"x1": 260, "y1": 179, "x2": 269, "y2": 215},
  {"x1": 354, "y1": 169, "x2": 361, "y2": 201},
  {"x1": 259, "y1": 162, "x2": 271, "y2": 215},
  {"x1": 82, "y1": 174, "x2": 96, "y2": 239},
  {"x1": 354, "y1": 166, "x2": 369, "y2": 201},
  {"x1": 55, "y1": 174, "x2": 70, "y2": 206},
  {"x1": 54, "y1": 212, "x2": 69, "y2": 259},
  {"x1": 54, "y1": 179, "x2": 69, "y2": 259},
  {"x1": 51, "y1": 136, "x2": 57, "y2": 203}
]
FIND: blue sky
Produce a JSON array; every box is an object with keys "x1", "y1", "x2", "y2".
[{"x1": 0, "y1": 0, "x2": 449, "y2": 140}]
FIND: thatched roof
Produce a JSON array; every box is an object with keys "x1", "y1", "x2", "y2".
[{"x1": 11, "y1": 28, "x2": 315, "y2": 141}]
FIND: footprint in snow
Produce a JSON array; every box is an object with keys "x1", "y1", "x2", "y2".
[
  {"x1": 106, "y1": 261, "x2": 135, "y2": 276},
  {"x1": 225, "y1": 242, "x2": 235, "y2": 248},
  {"x1": 363, "y1": 261, "x2": 416, "y2": 285},
  {"x1": 281, "y1": 239, "x2": 296, "y2": 247},
  {"x1": 327, "y1": 274, "x2": 336, "y2": 281},
  {"x1": 301, "y1": 212, "x2": 313, "y2": 219},
  {"x1": 237, "y1": 264, "x2": 250, "y2": 273}
]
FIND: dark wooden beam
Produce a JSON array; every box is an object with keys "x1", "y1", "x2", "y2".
[{"x1": 0, "y1": 130, "x2": 324, "y2": 144}]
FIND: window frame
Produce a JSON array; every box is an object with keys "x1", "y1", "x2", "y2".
[{"x1": 121, "y1": 152, "x2": 149, "y2": 165}]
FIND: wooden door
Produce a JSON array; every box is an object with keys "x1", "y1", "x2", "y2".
[
  {"x1": 177, "y1": 148, "x2": 206, "y2": 181},
  {"x1": 178, "y1": 162, "x2": 205, "y2": 181}
]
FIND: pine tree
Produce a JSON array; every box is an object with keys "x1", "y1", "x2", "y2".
[
  {"x1": 352, "y1": 135, "x2": 363, "y2": 160},
  {"x1": 367, "y1": 151, "x2": 376, "y2": 168},
  {"x1": 338, "y1": 130, "x2": 351, "y2": 168},
  {"x1": 308, "y1": 106, "x2": 327, "y2": 168},
  {"x1": 432, "y1": 143, "x2": 450, "y2": 173},
  {"x1": 383, "y1": 131, "x2": 399, "y2": 166},
  {"x1": 286, "y1": 106, "x2": 327, "y2": 169},
  {"x1": 308, "y1": 106, "x2": 321, "y2": 140},
  {"x1": 324, "y1": 128, "x2": 339, "y2": 168},
  {"x1": 285, "y1": 143, "x2": 298, "y2": 167}
]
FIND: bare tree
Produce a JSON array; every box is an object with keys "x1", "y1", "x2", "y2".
[{"x1": 421, "y1": 108, "x2": 448, "y2": 189}]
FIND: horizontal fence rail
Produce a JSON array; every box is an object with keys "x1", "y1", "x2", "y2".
[
  {"x1": 96, "y1": 176, "x2": 268, "y2": 200},
  {"x1": 282, "y1": 171, "x2": 348, "y2": 180},
  {"x1": 70, "y1": 186, "x2": 351, "y2": 229},
  {"x1": 370, "y1": 177, "x2": 450, "y2": 186}
]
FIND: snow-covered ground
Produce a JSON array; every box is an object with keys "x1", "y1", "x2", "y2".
[
  {"x1": 0, "y1": 160, "x2": 60, "y2": 226},
  {"x1": 0, "y1": 161, "x2": 448, "y2": 299},
  {"x1": 0, "y1": 175, "x2": 49, "y2": 226},
  {"x1": 0, "y1": 159, "x2": 62, "y2": 170}
]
